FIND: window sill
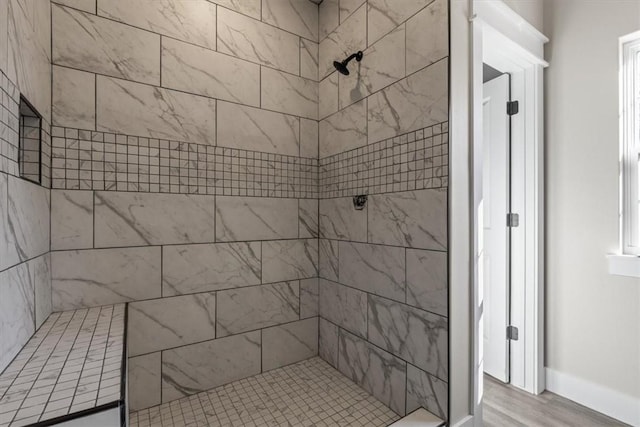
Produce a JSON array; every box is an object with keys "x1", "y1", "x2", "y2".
[{"x1": 607, "y1": 254, "x2": 640, "y2": 278}]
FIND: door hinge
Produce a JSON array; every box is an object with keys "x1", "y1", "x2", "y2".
[
  {"x1": 507, "y1": 326, "x2": 519, "y2": 341},
  {"x1": 507, "y1": 100, "x2": 519, "y2": 116},
  {"x1": 507, "y1": 213, "x2": 519, "y2": 227}
]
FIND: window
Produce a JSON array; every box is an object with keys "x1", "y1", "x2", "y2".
[{"x1": 620, "y1": 32, "x2": 640, "y2": 257}]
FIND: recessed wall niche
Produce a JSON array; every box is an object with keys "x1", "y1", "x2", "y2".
[{"x1": 18, "y1": 96, "x2": 42, "y2": 184}]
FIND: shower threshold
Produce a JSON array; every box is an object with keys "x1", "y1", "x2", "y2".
[{"x1": 129, "y1": 357, "x2": 399, "y2": 427}]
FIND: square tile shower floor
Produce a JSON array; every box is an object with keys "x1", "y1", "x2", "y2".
[{"x1": 129, "y1": 357, "x2": 400, "y2": 427}]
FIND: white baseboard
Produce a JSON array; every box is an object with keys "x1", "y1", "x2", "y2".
[{"x1": 545, "y1": 368, "x2": 640, "y2": 426}]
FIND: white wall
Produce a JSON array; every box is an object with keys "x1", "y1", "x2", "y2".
[
  {"x1": 502, "y1": 0, "x2": 543, "y2": 32},
  {"x1": 544, "y1": 0, "x2": 640, "y2": 404}
]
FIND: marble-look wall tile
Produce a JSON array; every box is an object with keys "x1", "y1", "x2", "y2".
[
  {"x1": 210, "y1": 0, "x2": 260, "y2": 20},
  {"x1": 262, "y1": 318, "x2": 318, "y2": 371},
  {"x1": 337, "y1": 328, "x2": 406, "y2": 415},
  {"x1": 52, "y1": 0, "x2": 96, "y2": 14},
  {"x1": 368, "y1": 59, "x2": 449, "y2": 143},
  {"x1": 300, "y1": 39, "x2": 319, "y2": 81},
  {"x1": 96, "y1": 76, "x2": 216, "y2": 145},
  {"x1": 318, "y1": 239, "x2": 339, "y2": 282},
  {"x1": 340, "y1": 0, "x2": 365, "y2": 23},
  {"x1": 299, "y1": 199, "x2": 319, "y2": 238},
  {"x1": 8, "y1": 175, "x2": 50, "y2": 263},
  {"x1": 0, "y1": 174, "x2": 17, "y2": 271},
  {"x1": 217, "y1": 102, "x2": 299, "y2": 155},
  {"x1": 52, "y1": 4, "x2": 160, "y2": 85},
  {"x1": 319, "y1": 197, "x2": 367, "y2": 241},
  {"x1": 129, "y1": 352, "x2": 161, "y2": 411},
  {"x1": 368, "y1": 189, "x2": 448, "y2": 250},
  {"x1": 261, "y1": 67, "x2": 318, "y2": 120},
  {"x1": 319, "y1": 98, "x2": 367, "y2": 158},
  {"x1": 162, "y1": 242, "x2": 261, "y2": 296},
  {"x1": 218, "y1": 8, "x2": 299, "y2": 75},
  {"x1": 262, "y1": 0, "x2": 318, "y2": 41},
  {"x1": 319, "y1": 72, "x2": 338, "y2": 120},
  {"x1": 406, "y1": 0, "x2": 448, "y2": 75},
  {"x1": 52, "y1": 65, "x2": 95, "y2": 130},
  {"x1": 216, "y1": 196, "x2": 298, "y2": 242},
  {"x1": 94, "y1": 192, "x2": 215, "y2": 247},
  {"x1": 128, "y1": 293, "x2": 216, "y2": 356},
  {"x1": 319, "y1": 318, "x2": 339, "y2": 368},
  {"x1": 318, "y1": 279, "x2": 366, "y2": 338},
  {"x1": 97, "y1": 0, "x2": 216, "y2": 50},
  {"x1": 217, "y1": 281, "x2": 299, "y2": 337},
  {"x1": 51, "y1": 247, "x2": 162, "y2": 310},
  {"x1": 339, "y1": 241, "x2": 405, "y2": 302},
  {"x1": 406, "y1": 364, "x2": 448, "y2": 420},
  {"x1": 0, "y1": 262, "x2": 35, "y2": 372},
  {"x1": 161, "y1": 332, "x2": 261, "y2": 402},
  {"x1": 367, "y1": 0, "x2": 433, "y2": 45},
  {"x1": 319, "y1": 0, "x2": 339, "y2": 41},
  {"x1": 51, "y1": 189, "x2": 93, "y2": 251},
  {"x1": 0, "y1": 1, "x2": 6, "y2": 101},
  {"x1": 319, "y1": 4, "x2": 366, "y2": 79},
  {"x1": 300, "y1": 118, "x2": 319, "y2": 159},
  {"x1": 339, "y1": 25, "x2": 405, "y2": 109},
  {"x1": 33, "y1": 254, "x2": 52, "y2": 329},
  {"x1": 368, "y1": 295, "x2": 448, "y2": 381},
  {"x1": 407, "y1": 249, "x2": 447, "y2": 317},
  {"x1": 262, "y1": 239, "x2": 318, "y2": 283},
  {"x1": 300, "y1": 278, "x2": 319, "y2": 318},
  {"x1": 162, "y1": 39, "x2": 259, "y2": 107}
]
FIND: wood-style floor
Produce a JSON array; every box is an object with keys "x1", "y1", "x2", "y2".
[{"x1": 483, "y1": 374, "x2": 628, "y2": 427}]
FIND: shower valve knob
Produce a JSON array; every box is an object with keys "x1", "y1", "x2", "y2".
[{"x1": 353, "y1": 195, "x2": 367, "y2": 210}]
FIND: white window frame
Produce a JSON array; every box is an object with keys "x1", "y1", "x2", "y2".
[{"x1": 620, "y1": 32, "x2": 640, "y2": 257}]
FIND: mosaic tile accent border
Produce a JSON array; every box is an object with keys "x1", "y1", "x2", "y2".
[
  {"x1": 0, "y1": 305, "x2": 125, "y2": 426},
  {"x1": 319, "y1": 122, "x2": 449, "y2": 199},
  {"x1": 51, "y1": 127, "x2": 319, "y2": 199},
  {"x1": 129, "y1": 357, "x2": 399, "y2": 427}
]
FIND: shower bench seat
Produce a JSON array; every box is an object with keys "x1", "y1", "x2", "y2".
[{"x1": 0, "y1": 304, "x2": 127, "y2": 427}]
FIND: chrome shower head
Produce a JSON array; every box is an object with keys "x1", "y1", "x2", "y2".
[{"x1": 333, "y1": 51, "x2": 363, "y2": 76}]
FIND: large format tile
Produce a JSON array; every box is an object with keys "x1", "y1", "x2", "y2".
[
  {"x1": 52, "y1": 65, "x2": 95, "y2": 129},
  {"x1": 262, "y1": 0, "x2": 318, "y2": 41},
  {"x1": 97, "y1": 0, "x2": 216, "y2": 50},
  {"x1": 406, "y1": 0, "x2": 448, "y2": 75},
  {"x1": 129, "y1": 352, "x2": 161, "y2": 411},
  {"x1": 216, "y1": 282, "x2": 300, "y2": 337},
  {"x1": 217, "y1": 102, "x2": 299, "y2": 155},
  {"x1": 407, "y1": 249, "x2": 448, "y2": 316},
  {"x1": 51, "y1": 247, "x2": 162, "y2": 310},
  {"x1": 337, "y1": 329, "x2": 406, "y2": 415},
  {"x1": 94, "y1": 192, "x2": 215, "y2": 247},
  {"x1": 96, "y1": 76, "x2": 216, "y2": 145},
  {"x1": 318, "y1": 318, "x2": 339, "y2": 368},
  {"x1": 33, "y1": 254, "x2": 52, "y2": 329},
  {"x1": 161, "y1": 332, "x2": 261, "y2": 402},
  {"x1": 51, "y1": 189, "x2": 93, "y2": 251},
  {"x1": 8, "y1": 175, "x2": 50, "y2": 263},
  {"x1": 368, "y1": 59, "x2": 449, "y2": 143},
  {"x1": 52, "y1": 4, "x2": 160, "y2": 84},
  {"x1": 0, "y1": 0, "x2": 6, "y2": 72},
  {"x1": 300, "y1": 118, "x2": 319, "y2": 158},
  {"x1": 318, "y1": 0, "x2": 339, "y2": 40},
  {"x1": 368, "y1": 295, "x2": 448, "y2": 381},
  {"x1": 319, "y1": 197, "x2": 367, "y2": 241},
  {"x1": 162, "y1": 242, "x2": 261, "y2": 296},
  {"x1": 299, "y1": 199, "x2": 319, "y2": 238},
  {"x1": 319, "y1": 72, "x2": 338, "y2": 120},
  {"x1": 367, "y1": 0, "x2": 433, "y2": 45},
  {"x1": 217, "y1": 7, "x2": 299, "y2": 74},
  {"x1": 318, "y1": 239, "x2": 339, "y2": 281},
  {"x1": 319, "y1": 98, "x2": 367, "y2": 157},
  {"x1": 340, "y1": 0, "x2": 365, "y2": 23},
  {"x1": 300, "y1": 278, "x2": 319, "y2": 318},
  {"x1": 216, "y1": 196, "x2": 298, "y2": 242},
  {"x1": 300, "y1": 39, "x2": 319, "y2": 81},
  {"x1": 368, "y1": 189, "x2": 448, "y2": 250},
  {"x1": 262, "y1": 318, "x2": 318, "y2": 371},
  {"x1": 319, "y1": 4, "x2": 366, "y2": 79},
  {"x1": 338, "y1": 25, "x2": 405, "y2": 109},
  {"x1": 318, "y1": 279, "x2": 366, "y2": 338},
  {"x1": 209, "y1": 0, "x2": 260, "y2": 19},
  {"x1": 0, "y1": 173, "x2": 17, "y2": 271},
  {"x1": 261, "y1": 68, "x2": 318, "y2": 120},
  {"x1": 128, "y1": 293, "x2": 216, "y2": 356},
  {"x1": 162, "y1": 39, "x2": 259, "y2": 107},
  {"x1": 339, "y1": 241, "x2": 405, "y2": 302},
  {"x1": 406, "y1": 364, "x2": 448, "y2": 420},
  {"x1": 262, "y1": 239, "x2": 318, "y2": 283},
  {"x1": 0, "y1": 262, "x2": 35, "y2": 373},
  {"x1": 53, "y1": 0, "x2": 95, "y2": 14}
]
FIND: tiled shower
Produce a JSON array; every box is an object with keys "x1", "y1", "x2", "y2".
[{"x1": 0, "y1": 0, "x2": 449, "y2": 425}]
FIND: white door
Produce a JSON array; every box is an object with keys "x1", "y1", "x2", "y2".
[{"x1": 482, "y1": 74, "x2": 511, "y2": 383}]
